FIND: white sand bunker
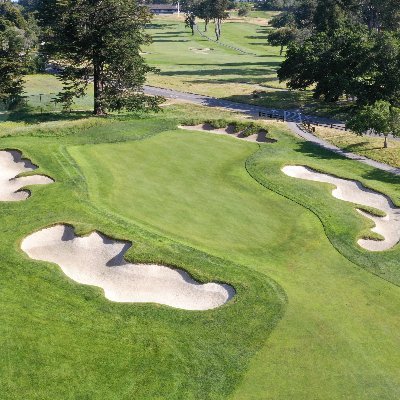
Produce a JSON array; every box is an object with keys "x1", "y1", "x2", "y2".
[
  {"x1": 0, "y1": 150, "x2": 53, "y2": 201},
  {"x1": 21, "y1": 225, "x2": 235, "y2": 310},
  {"x1": 189, "y1": 47, "x2": 212, "y2": 54},
  {"x1": 179, "y1": 124, "x2": 273, "y2": 143},
  {"x1": 282, "y1": 166, "x2": 400, "y2": 252}
]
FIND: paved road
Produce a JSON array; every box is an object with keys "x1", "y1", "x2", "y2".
[
  {"x1": 144, "y1": 85, "x2": 400, "y2": 176},
  {"x1": 144, "y1": 85, "x2": 344, "y2": 126}
]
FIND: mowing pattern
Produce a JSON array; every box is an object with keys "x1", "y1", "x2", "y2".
[
  {"x1": 282, "y1": 165, "x2": 400, "y2": 251},
  {"x1": 0, "y1": 150, "x2": 53, "y2": 201},
  {"x1": 21, "y1": 224, "x2": 235, "y2": 310}
]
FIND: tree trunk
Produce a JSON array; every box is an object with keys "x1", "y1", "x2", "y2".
[
  {"x1": 93, "y1": 61, "x2": 106, "y2": 115},
  {"x1": 280, "y1": 45, "x2": 283, "y2": 55},
  {"x1": 384, "y1": 135, "x2": 388, "y2": 148},
  {"x1": 215, "y1": 19, "x2": 221, "y2": 41},
  {"x1": 204, "y1": 18, "x2": 208, "y2": 32}
]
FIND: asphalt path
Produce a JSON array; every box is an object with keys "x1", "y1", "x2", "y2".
[{"x1": 144, "y1": 85, "x2": 400, "y2": 176}]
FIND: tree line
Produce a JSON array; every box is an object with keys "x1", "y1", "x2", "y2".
[
  {"x1": 268, "y1": 0, "x2": 400, "y2": 145},
  {"x1": 1, "y1": 0, "x2": 162, "y2": 115}
]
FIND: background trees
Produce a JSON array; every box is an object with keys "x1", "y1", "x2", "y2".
[
  {"x1": 36, "y1": 0, "x2": 162, "y2": 115},
  {"x1": 182, "y1": 0, "x2": 229, "y2": 40},
  {"x1": 0, "y1": 1, "x2": 37, "y2": 108}
]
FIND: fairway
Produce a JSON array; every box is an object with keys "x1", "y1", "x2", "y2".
[{"x1": 68, "y1": 113, "x2": 400, "y2": 399}]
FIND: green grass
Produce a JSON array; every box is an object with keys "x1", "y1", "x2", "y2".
[
  {"x1": 313, "y1": 126, "x2": 400, "y2": 168},
  {"x1": 1, "y1": 102, "x2": 400, "y2": 399},
  {"x1": 144, "y1": 18, "x2": 351, "y2": 118},
  {"x1": 22, "y1": 74, "x2": 94, "y2": 112},
  {"x1": 66, "y1": 106, "x2": 400, "y2": 399}
]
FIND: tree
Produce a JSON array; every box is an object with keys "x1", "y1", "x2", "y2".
[
  {"x1": 0, "y1": 1, "x2": 36, "y2": 108},
  {"x1": 237, "y1": 3, "x2": 251, "y2": 17},
  {"x1": 209, "y1": 0, "x2": 229, "y2": 41},
  {"x1": 347, "y1": 101, "x2": 400, "y2": 148},
  {"x1": 267, "y1": 26, "x2": 296, "y2": 55},
  {"x1": 37, "y1": 0, "x2": 162, "y2": 115}
]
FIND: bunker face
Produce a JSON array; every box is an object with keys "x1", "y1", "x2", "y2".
[
  {"x1": 0, "y1": 150, "x2": 54, "y2": 201},
  {"x1": 282, "y1": 166, "x2": 400, "y2": 252},
  {"x1": 179, "y1": 124, "x2": 272, "y2": 143},
  {"x1": 21, "y1": 225, "x2": 235, "y2": 310}
]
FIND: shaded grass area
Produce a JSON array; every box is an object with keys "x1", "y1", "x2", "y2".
[
  {"x1": 0, "y1": 109, "x2": 285, "y2": 399},
  {"x1": 313, "y1": 126, "x2": 400, "y2": 168},
  {"x1": 67, "y1": 105, "x2": 400, "y2": 399}
]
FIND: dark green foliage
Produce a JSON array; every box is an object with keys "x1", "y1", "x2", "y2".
[
  {"x1": 36, "y1": 0, "x2": 163, "y2": 115},
  {"x1": 347, "y1": 100, "x2": 400, "y2": 148},
  {"x1": 0, "y1": 1, "x2": 37, "y2": 107},
  {"x1": 267, "y1": 27, "x2": 296, "y2": 55},
  {"x1": 275, "y1": 0, "x2": 400, "y2": 109}
]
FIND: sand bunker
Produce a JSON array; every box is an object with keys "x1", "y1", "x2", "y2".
[
  {"x1": 179, "y1": 124, "x2": 273, "y2": 143},
  {"x1": 189, "y1": 47, "x2": 212, "y2": 54},
  {"x1": 282, "y1": 166, "x2": 400, "y2": 251},
  {"x1": 21, "y1": 225, "x2": 235, "y2": 310},
  {"x1": 0, "y1": 150, "x2": 53, "y2": 201}
]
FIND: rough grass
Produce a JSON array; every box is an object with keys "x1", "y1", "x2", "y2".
[{"x1": 313, "y1": 126, "x2": 400, "y2": 168}]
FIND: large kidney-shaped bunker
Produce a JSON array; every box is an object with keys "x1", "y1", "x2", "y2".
[{"x1": 21, "y1": 225, "x2": 235, "y2": 310}]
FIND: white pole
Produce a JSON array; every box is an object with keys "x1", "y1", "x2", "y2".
[{"x1": 177, "y1": 1, "x2": 180, "y2": 15}]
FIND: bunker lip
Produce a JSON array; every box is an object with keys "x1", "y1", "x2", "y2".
[
  {"x1": 178, "y1": 124, "x2": 276, "y2": 143},
  {"x1": 0, "y1": 149, "x2": 54, "y2": 201},
  {"x1": 21, "y1": 224, "x2": 235, "y2": 311},
  {"x1": 281, "y1": 165, "x2": 400, "y2": 252}
]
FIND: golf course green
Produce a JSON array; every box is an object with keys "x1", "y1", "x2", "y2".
[{"x1": 1, "y1": 101, "x2": 399, "y2": 399}]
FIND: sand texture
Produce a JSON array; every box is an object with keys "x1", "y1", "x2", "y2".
[
  {"x1": 21, "y1": 225, "x2": 235, "y2": 310},
  {"x1": 179, "y1": 124, "x2": 274, "y2": 143},
  {"x1": 0, "y1": 150, "x2": 53, "y2": 201},
  {"x1": 282, "y1": 166, "x2": 400, "y2": 251}
]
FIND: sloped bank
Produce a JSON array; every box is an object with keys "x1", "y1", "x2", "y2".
[{"x1": 282, "y1": 165, "x2": 400, "y2": 252}]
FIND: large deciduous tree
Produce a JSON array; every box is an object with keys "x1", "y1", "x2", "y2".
[
  {"x1": 37, "y1": 0, "x2": 162, "y2": 115},
  {"x1": 0, "y1": 1, "x2": 36, "y2": 108},
  {"x1": 347, "y1": 100, "x2": 400, "y2": 148}
]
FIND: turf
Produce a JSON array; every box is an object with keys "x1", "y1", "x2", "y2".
[
  {"x1": 312, "y1": 126, "x2": 400, "y2": 168},
  {"x1": 143, "y1": 17, "x2": 351, "y2": 118},
  {"x1": 67, "y1": 105, "x2": 400, "y2": 399},
  {"x1": 1, "y1": 103, "x2": 400, "y2": 399}
]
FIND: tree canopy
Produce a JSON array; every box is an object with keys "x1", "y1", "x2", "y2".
[
  {"x1": 36, "y1": 0, "x2": 162, "y2": 115},
  {"x1": 0, "y1": 1, "x2": 37, "y2": 108}
]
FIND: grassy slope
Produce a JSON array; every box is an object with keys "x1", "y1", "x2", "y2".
[
  {"x1": 0, "y1": 112, "x2": 285, "y2": 400},
  {"x1": 313, "y1": 126, "x2": 400, "y2": 168},
  {"x1": 23, "y1": 75, "x2": 94, "y2": 112},
  {"x1": 68, "y1": 105, "x2": 400, "y2": 399}
]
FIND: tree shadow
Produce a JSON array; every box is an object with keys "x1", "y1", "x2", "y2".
[
  {"x1": 6, "y1": 110, "x2": 93, "y2": 124},
  {"x1": 294, "y1": 141, "x2": 400, "y2": 186}
]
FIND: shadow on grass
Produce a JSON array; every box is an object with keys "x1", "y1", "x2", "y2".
[
  {"x1": 294, "y1": 141, "x2": 400, "y2": 187},
  {"x1": 7, "y1": 110, "x2": 93, "y2": 124}
]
